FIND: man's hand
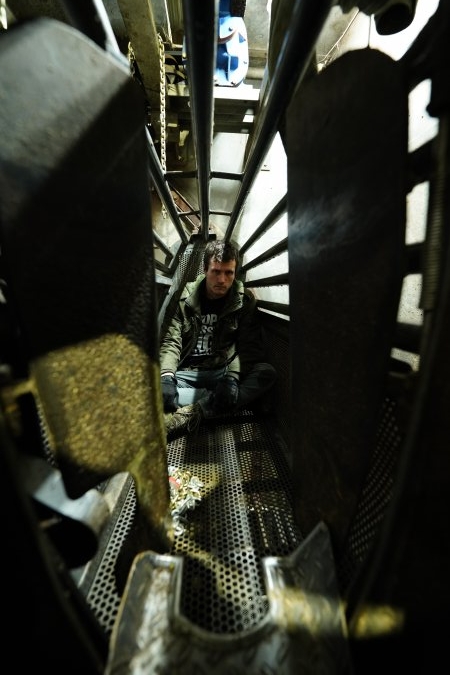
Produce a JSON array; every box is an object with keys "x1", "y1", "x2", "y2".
[
  {"x1": 161, "y1": 375, "x2": 179, "y2": 412},
  {"x1": 213, "y1": 375, "x2": 239, "y2": 412}
]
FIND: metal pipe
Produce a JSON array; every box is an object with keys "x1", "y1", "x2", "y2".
[
  {"x1": 182, "y1": 0, "x2": 218, "y2": 240},
  {"x1": 211, "y1": 171, "x2": 244, "y2": 181},
  {"x1": 244, "y1": 273, "x2": 289, "y2": 288},
  {"x1": 241, "y1": 238, "x2": 288, "y2": 273},
  {"x1": 240, "y1": 194, "x2": 287, "y2": 256},
  {"x1": 408, "y1": 142, "x2": 433, "y2": 191},
  {"x1": 394, "y1": 322, "x2": 422, "y2": 354},
  {"x1": 155, "y1": 259, "x2": 172, "y2": 275},
  {"x1": 225, "y1": 0, "x2": 334, "y2": 241},
  {"x1": 179, "y1": 210, "x2": 200, "y2": 218},
  {"x1": 60, "y1": 0, "x2": 123, "y2": 60},
  {"x1": 145, "y1": 129, "x2": 189, "y2": 244},
  {"x1": 405, "y1": 242, "x2": 423, "y2": 275},
  {"x1": 255, "y1": 300, "x2": 290, "y2": 317},
  {"x1": 165, "y1": 170, "x2": 199, "y2": 179},
  {"x1": 155, "y1": 273, "x2": 172, "y2": 286},
  {"x1": 152, "y1": 229, "x2": 174, "y2": 261}
]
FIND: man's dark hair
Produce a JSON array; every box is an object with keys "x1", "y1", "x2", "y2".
[{"x1": 203, "y1": 240, "x2": 240, "y2": 271}]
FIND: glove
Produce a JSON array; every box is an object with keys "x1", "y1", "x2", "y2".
[
  {"x1": 212, "y1": 375, "x2": 239, "y2": 413},
  {"x1": 161, "y1": 375, "x2": 179, "y2": 412}
]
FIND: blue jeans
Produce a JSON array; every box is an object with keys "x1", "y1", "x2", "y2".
[{"x1": 175, "y1": 363, "x2": 277, "y2": 418}]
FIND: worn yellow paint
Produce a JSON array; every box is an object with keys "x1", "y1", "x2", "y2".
[{"x1": 29, "y1": 333, "x2": 173, "y2": 550}]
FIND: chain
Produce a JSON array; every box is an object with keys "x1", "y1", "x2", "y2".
[{"x1": 158, "y1": 33, "x2": 167, "y2": 218}]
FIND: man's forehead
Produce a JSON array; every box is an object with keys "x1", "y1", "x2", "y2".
[{"x1": 209, "y1": 259, "x2": 236, "y2": 270}]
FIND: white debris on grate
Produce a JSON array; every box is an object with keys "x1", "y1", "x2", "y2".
[{"x1": 168, "y1": 465, "x2": 204, "y2": 535}]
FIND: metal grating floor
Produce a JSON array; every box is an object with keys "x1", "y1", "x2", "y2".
[
  {"x1": 168, "y1": 410, "x2": 302, "y2": 634},
  {"x1": 74, "y1": 410, "x2": 303, "y2": 636}
]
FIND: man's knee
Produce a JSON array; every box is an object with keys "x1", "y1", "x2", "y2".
[{"x1": 251, "y1": 362, "x2": 277, "y2": 388}]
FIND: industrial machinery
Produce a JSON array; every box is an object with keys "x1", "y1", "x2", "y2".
[{"x1": 0, "y1": 1, "x2": 448, "y2": 673}]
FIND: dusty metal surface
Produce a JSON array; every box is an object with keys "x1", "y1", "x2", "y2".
[
  {"x1": 167, "y1": 411, "x2": 302, "y2": 633},
  {"x1": 287, "y1": 46, "x2": 407, "y2": 558},
  {"x1": 75, "y1": 411, "x2": 303, "y2": 637},
  {"x1": 0, "y1": 17, "x2": 171, "y2": 551},
  {"x1": 105, "y1": 523, "x2": 350, "y2": 675}
]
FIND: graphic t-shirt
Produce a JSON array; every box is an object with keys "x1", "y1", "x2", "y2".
[
  {"x1": 194, "y1": 295, "x2": 226, "y2": 356},
  {"x1": 186, "y1": 294, "x2": 227, "y2": 367}
]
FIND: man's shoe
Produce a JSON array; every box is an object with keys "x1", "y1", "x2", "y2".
[{"x1": 165, "y1": 403, "x2": 202, "y2": 440}]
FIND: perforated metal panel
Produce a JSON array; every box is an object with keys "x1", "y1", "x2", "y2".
[
  {"x1": 74, "y1": 473, "x2": 138, "y2": 635},
  {"x1": 74, "y1": 411, "x2": 303, "y2": 636},
  {"x1": 337, "y1": 397, "x2": 402, "y2": 589},
  {"x1": 168, "y1": 411, "x2": 302, "y2": 634}
]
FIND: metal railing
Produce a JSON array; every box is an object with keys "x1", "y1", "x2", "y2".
[
  {"x1": 56, "y1": 0, "x2": 337, "y2": 319},
  {"x1": 152, "y1": 0, "x2": 335, "y2": 317}
]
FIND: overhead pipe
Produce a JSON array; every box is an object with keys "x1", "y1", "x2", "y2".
[
  {"x1": 224, "y1": 0, "x2": 334, "y2": 241},
  {"x1": 182, "y1": 0, "x2": 218, "y2": 241}
]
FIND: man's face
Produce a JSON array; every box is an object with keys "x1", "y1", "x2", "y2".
[{"x1": 204, "y1": 258, "x2": 236, "y2": 299}]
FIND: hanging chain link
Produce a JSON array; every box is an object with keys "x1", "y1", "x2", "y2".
[{"x1": 158, "y1": 34, "x2": 167, "y2": 218}]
